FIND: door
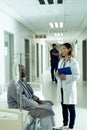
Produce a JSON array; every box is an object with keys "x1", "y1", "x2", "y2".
[
  {"x1": 41, "y1": 45, "x2": 43, "y2": 74},
  {"x1": 82, "y1": 40, "x2": 87, "y2": 81},
  {"x1": 25, "y1": 39, "x2": 30, "y2": 82},
  {"x1": 4, "y1": 32, "x2": 14, "y2": 84},
  {"x1": 36, "y1": 43, "x2": 39, "y2": 77}
]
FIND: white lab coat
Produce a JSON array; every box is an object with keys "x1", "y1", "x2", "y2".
[{"x1": 57, "y1": 57, "x2": 80, "y2": 104}]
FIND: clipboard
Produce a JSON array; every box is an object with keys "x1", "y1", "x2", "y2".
[{"x1": 58, "y1": 67, "x2": 72, "y2": 75}]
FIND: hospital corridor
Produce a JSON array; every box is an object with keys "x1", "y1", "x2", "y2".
[{"x1": 0, "y1": 0, "x2": 87, "y2": 130}]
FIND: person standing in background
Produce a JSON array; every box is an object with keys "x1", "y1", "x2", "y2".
[
  {"x1": 50, "y1": 43, "x2": 59, "y2": 84},
  {"x1": 56, "y1": 43, "x2": 80, "y2": 130}
]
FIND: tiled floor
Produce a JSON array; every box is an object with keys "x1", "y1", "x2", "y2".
[{"x1": 35, "y1": 70, "x2": 87, "y2": 130}]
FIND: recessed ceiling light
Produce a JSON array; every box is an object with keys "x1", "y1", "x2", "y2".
[
  {"x1": 49, "y1": 22, "x2": 63, "y2": 29},
  {"x1": 49, "y1": 22, "x2": 54, "y2": 28},
  {"x1": 55, "y1": 22, "x2": 58, "y2": 28},
  {"x1": 60, "y1": 22, "x2": 63, "y2": 28},
  {"x1": 61, "y1": 33, "x2": 63, "y2": 36}
]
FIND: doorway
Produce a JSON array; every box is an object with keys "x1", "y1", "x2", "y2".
[
  {"x1": 4, "y1": 31, "x2": 14, "y2": 84},
  {"x1": 25, "y1": 39, "x2": 30, "y2": 82},
  {"x1": 36, "y1": 43, "x2": 39, "y2": 77},
  {"x1": 41, "y1": 45, "x2": 43, "y2": 74},
  {"x1": 82, "y1": 40, "x2": 87, "y2": 81}
]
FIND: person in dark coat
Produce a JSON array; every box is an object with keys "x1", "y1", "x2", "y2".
[{"x1": 50, "y1": 43, "x2": 59, "y2": 83}]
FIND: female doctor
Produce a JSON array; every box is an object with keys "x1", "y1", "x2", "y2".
[{"x1": 56, "y1": 43, "x2": 80, "y2": 130}]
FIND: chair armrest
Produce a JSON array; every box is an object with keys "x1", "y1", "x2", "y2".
[
  {"x1": 0, "y1": 108, "x2": 22, "y2": 117},
  {"x1": 0, "y1": 108, "x2": 23, "y2": 130}
]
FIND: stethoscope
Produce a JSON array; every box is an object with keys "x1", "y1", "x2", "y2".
[{"x1": 60, "y1": 56, "x2": 71, "y2": 68}]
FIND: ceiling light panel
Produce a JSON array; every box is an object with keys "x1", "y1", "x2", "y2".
[
  {"x1": 60, "y1": 22, "x2": 63, "y2": 28},
  {"x1": 58, "y1": 33, "x2": 60, "y2": 36},
  {"x1": 55, "y1": 22, "x2": 58, "y2": 28},
  {"x1": 49, "y1": 22, "x2": 54, "y2": 28},
  {"x1": 61, "y1": 33, "x2": 63, "y2": 36},
  {"x1": 49, "y1": 22, "x2": 63, "y2": 29},
  {"x1": 54, "y1": 33, "x2": 57, "y2": 36}
]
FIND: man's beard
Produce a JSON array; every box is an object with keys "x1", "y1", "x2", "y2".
[{"x1": 21, "y1": 72, "x2": 26, "y2": 78}]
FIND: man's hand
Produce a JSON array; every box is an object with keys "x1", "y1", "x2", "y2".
[
  {"x1": 36, "y1": 99, "x2": 44, "y2": 104},
  {"x1": 52, "y1": 52, "x2": 59, "y2": 56}
]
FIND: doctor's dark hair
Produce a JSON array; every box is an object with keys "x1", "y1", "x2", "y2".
[{"x1": 61, "y1": 43, "x2": 73, "y2": 56}]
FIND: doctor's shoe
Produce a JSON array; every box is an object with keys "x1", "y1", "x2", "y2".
[
  {"x1": 67, "y1": 128, "x2": 72, "y2": 130},
  {"x1": 58, "y1": 125, "x2": 68, "y2": 129}
]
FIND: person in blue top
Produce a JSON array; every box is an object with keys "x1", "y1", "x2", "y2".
[{"x1": 50, "y1": 43, "x2": 59, "y2": 83}]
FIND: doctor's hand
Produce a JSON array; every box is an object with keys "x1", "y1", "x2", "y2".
[
  {"x1": 55, "y1": 72, "x2": 66, "y2": 79},
  {"x1": 59, "y1": 74, "x2": 65, "y2": 79}
]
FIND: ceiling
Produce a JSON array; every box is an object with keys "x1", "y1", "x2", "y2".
[{"x1": 0, "y1": 0, "x2": 87, "y2": 44}]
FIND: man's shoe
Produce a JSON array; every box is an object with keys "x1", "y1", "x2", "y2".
[
  {"x1": 52, "y1": 125, "x2": 68, "y2": 130},
  {"x1": 55, "y1": 80, "x2": 57, "y2": 84}
]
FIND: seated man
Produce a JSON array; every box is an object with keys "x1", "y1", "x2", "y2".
[{"x1": 7, "y1": 64, "x2": 55, "y2": 130}]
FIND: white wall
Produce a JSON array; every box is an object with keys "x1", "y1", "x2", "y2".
[
  {"x1": 73, "y1": 35, "x2": 85, "y2": 81},
  {"x1": 0, "y1": 9, "x2": 49, "y2": 92},
  {"x1": 75, "y1": 27, "x2": 87, "y2": 81},
  {"x1": 0, "y1": 10, "x2": 34, "y2": 92},
  {"x1": 77, "y1": 40, "x2": 83, "y2": 80}
]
